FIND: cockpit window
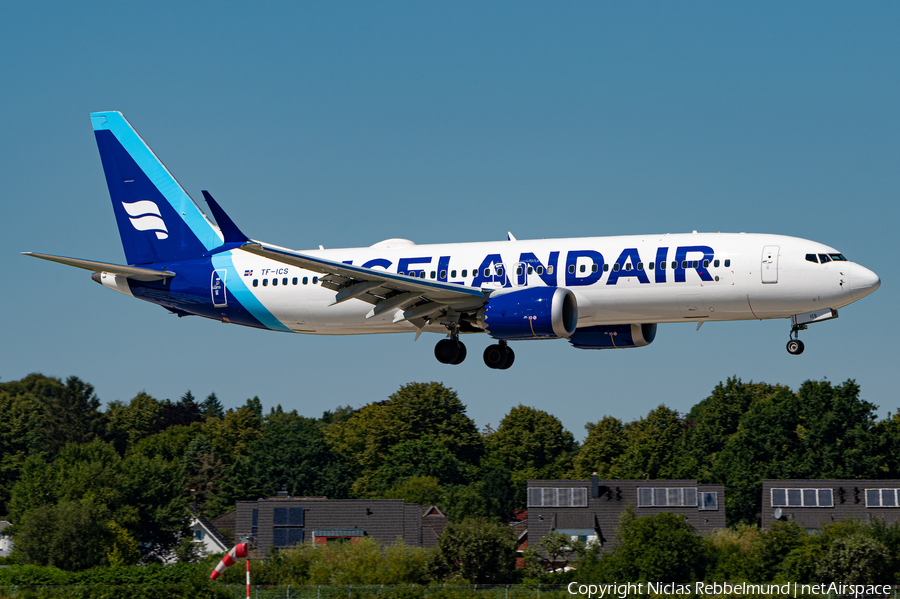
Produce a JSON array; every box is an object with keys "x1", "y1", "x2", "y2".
[
  {"x1": 805, "y1": 254, "x2": 818, "y2": 263},
  {"x1": 818, "y1": 254, "x2": 832, "y2": 263},
  {"x1": 829, "y1": 253, "x2": 847, "y2": 261}
]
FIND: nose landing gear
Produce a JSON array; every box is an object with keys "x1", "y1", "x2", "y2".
[{"x1": 786, "y1": 323, "x2": 806, "y2": 355}]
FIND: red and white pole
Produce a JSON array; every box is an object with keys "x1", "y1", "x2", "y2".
[{"x1": 246, "y1": 555, "x2": 251, "y2": 599}]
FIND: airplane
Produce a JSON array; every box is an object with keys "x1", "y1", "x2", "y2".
[{"x1": 25, "y1": 111, "x2": 881, "y2": 369}]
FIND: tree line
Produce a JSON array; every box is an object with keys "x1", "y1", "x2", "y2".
[{"x1": 1, "y1": 373, "x2": 899, "y2": 572}]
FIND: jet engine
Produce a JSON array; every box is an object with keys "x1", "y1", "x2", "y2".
[
  {"x1": 567, "y1": 323, "x2": 658, "y2": 349},
  {"x1": 476, "y1": 287, "x2": 577, "y2": 340}
]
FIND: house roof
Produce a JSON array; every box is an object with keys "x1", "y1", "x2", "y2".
[{"x1": 192, "y1": 513, "x2": 232, "y2": 552}]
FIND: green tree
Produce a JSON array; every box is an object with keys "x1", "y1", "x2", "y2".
[
  {"x1": 0, "y1": 374, "x2": 103, "y2": 513},
  {"x1": 326, "y1": 382, "x2": 483, "y2": 495},
  {"x1": 580, "y1": 506, "x2": 705, "y2": 583},
  {"x1": 10, "y1": 498, "x2": 120, "y2": 570},
  {"x1": 201, "y1": 392, "x2": 225, "y2": 419},
  {"x1": 105, "y1": 391, "x2": 165, "y2": 453},
  {"x1": 572, "y1": 415, "x2": 627, "y2": 478},
  {"x1": 384, "y1": 476, "x2": 445, "y2": 506},
  {"x1": 613, "y1": 405, "x2": 684, "y2": 480},
  {"x1": 433, "y1": 517, "x2": 517, "y2": 583},
  {"x1": 372, "y1": 436, "x2": 467, "y2": 494},
  {"x1": 483, "y1": 405, "x2": 577, "y2": 488},
  {"x1": 714, "y1": 379, "x2": 883, "y2": 524}
]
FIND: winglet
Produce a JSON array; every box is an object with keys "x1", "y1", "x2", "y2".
[
  {"x1": 507, "y1": 232, "x2": 516, "y2": 241},
  {"x1": 202, "y1": 191, "x2": 250, "y2": 244}
]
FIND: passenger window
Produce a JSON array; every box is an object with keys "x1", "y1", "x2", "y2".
[
  {"x1": 516, "y1": 266, "x2": 522, "y2": 276},
  {"x1": 724, "y1": 259, "x2": 731, "y2": 267},
  {"x1": 648, "y1": 262, "x2": 654, "y2": 271},
  {"x1": 253, "y1": 279, "x2": 259, "y2": 287},
  {"x1": 818, "y1": 254, "x2": 831, "y2": 263},
  {"x1": 461, "y1": 269, "x2": 467, "y2": 278},
  {"x1": 283, "y1": 278, "x2": 288, "y2": 286},
  {"x1": 496, "y1": 267, "x2": 504, "y2": 276},
  {"x1": 536, "y1": 266, "x2": 544, "y2": 275},
  {"x1": 805, "y1": 254, "x2": 818, "y2": 263},
  {"x1": 441, "y1": 270, "x2": 447, "y2": 279},
  {"x1": 592, "y1": 264, "x2": 598, "y2": 272},
  {"x1": 714, "y1": 260, "x2": 720, "y2": 267},
  {"x1": 681, "y1": 261, "x2": 688, "y2": 269},
  {"x1": 484, "y1": 268, "x2": 490, "y2": 277},
  {"x1": 263, "y1": 279, "x2": 268, "y2": 286},
  {"x1": 528, "y1": 266, "x2": 533, "y2": 274},
  {"x1": 625, "y1": 263, "x2": 632, "y2": 271},
  {"x1": 303, "y1": 277, "x2": 308, "y2": 285},
  {"x1": 672, "y1": 261, "x2": 677, "y2": 269},
  {"x1": 693, "y1": 261, "x2": 699, "y2": 269},
  {"x1": 547, "y1": 265, "x2": 554, "y2": 274},
  {"x1": 312, "y1": 276, "x2": 318, "y2": 284},
  {"x1": 637, "y1": 262, "x2": 644, "y2": 271},
  {"x1": 580, "y1": 264, "x2": 586, "y2": 273},
  {"x1": 568, "y1": 265, "x2": 575, "y2": 274},
  {"x1": 272, "y1": 278, "x2": 278, "y2": 286},
  {"x1": 604, "y1": 264, "x2": 609, "y2": 272},
  {"x1": 660, "y1": 262, "x2": 666, "y2": 270},
  {"x1": 292, "y1": 277, "x2": 298, "y2": 285},
  {"x1": 420, "y1": 272, "x2": 426, "y2": 279},
  {"x1": 430, "y1": 271, "x2": 436, "y2": 279},
  {"x1": 613, "y1": 264, "x2": 620, "y2": 272},
  {"x1": 703, "y1": 260, "x2": 709, "y2": 268},
  {"x1": 451, "y1": 270, "x2": 457, "y2": 278}
]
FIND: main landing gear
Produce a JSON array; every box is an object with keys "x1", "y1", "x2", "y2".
[
  {"x1": 483, "y1": 340, "x2": 515, "y2": 370},
  {"x1": 434, "y1": 324, "x2": 467, "y2": 365}
]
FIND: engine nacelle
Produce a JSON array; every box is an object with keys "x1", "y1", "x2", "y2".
[
  {"x1": 477, "y1": 287, "x2": 578, "y2": 340},
  {"x1": 568, "y1": 323, "x2": 658, "y2": 349}
]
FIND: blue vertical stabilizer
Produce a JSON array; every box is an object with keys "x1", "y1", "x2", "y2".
[{"x1": 91, "y1": 112, "x2": 222, "y2": 265}]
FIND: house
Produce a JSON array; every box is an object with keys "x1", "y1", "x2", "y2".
[
  {"x1": 761, "y1": 479, "x2": 900, "y2": 531},
  {"x1": 189, "y1": 513, "x2": 232, "y2": 556},
  {"x1": 527, "y1": 475, "x2": 725, "y2": 557},
  {"x1": 0, "y1": 521, "x2": 12, "y2": 558},
  {"x1": 234, "y1": 494, "x2": 447, "y2": 556}
]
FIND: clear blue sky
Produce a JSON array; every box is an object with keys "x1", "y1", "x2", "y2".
[{"x1": 2, "y1": 2, "x2": 897, "y2": 438}]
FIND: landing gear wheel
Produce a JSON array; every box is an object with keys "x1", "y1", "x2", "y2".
[
  {"x1": 498, "y1": 347, "x2": 515, "y2": 370},
  {"x1": 483, "y1": 344, "x2": 515, "y2": 369},
  {"x1": 435, "y1": 339, "x2": 461, "y2": 364},
  {"x1": 786, "y1": 339, "x2": 805, "y2": 355},
  {"x1": 451, "y1": 342, "x2": 467, "y2": 365}
]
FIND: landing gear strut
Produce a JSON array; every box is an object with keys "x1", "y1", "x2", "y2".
[
  {"x1": 483, "y1": 340, "x2": 515, "y2": 370},
  {"x1": 434, "y1": 326, "x2": 466, "y2": 365},
  {"x1": 786, "y1": 324, "x2": 806, "y2": 356}
]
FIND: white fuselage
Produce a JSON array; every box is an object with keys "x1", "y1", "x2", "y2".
[{"x1": 219, "y1": 232, "x2": 878, "y2": 335}]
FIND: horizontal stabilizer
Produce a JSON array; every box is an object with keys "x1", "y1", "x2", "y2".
[{"x1": 22, "y1": 252, "x2": 175, "y2": 281}]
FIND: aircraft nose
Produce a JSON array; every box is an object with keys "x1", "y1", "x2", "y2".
[{"x1": 849, "y1": 264, "x2": 880, "y2": 301}]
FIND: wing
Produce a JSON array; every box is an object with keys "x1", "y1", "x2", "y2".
[
  {"x1": 23, "y1": 252, "x2": 175, "y2": 281},
  {"x1": 240, "y1": 242, "x2": 488, "y2": 324}
]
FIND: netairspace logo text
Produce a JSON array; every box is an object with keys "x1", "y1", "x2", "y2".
[{"x1": 567, "y1": 582, "x2": 894, "y2": 598}]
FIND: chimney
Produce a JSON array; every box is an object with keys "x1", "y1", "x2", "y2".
[{"x1": 591, "y1": 472, "x2": 599, "y2": 498}]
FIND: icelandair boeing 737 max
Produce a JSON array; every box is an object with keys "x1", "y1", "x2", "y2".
[{"x1": 25, "y1": 112, "x2": 881, "y2": 369}]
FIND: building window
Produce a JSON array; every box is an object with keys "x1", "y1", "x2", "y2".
[
  {"x1": 273, "y1": 528, "x2": 304, "y2": 548},
  {"x1": 527, "y1": 487, "x2": 588, "y2": 507},
  {"x1": 866, "y1": 489, "x2": 900, "y2": 507},
  {"x1": 699, "y1": 492, "x2": 718, "y2": 511},
  {"x1": 771, "y1": 488, "x2": 834, "y2": 508},
  {"x1": 194, "y1": 529, "x2": 205, "y2": 541},
  {"x1": 637, "y1": 487, "x2": 698, "y2": 507}
]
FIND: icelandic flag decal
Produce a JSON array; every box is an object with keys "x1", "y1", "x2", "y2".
[{"x1": 244, "y1": 270, "x2": 253, "y2": 277}]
